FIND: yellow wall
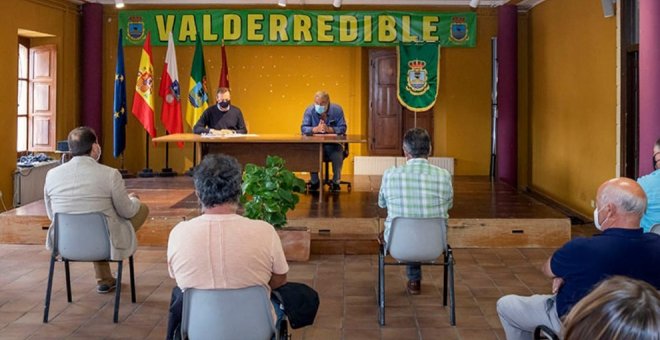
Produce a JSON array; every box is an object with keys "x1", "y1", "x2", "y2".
[
  {"x1": 527, "y1": 0, "x2": 616, "y2": 215},
  {"x1": 0, "y1": 0, "x2": 79, "y2": 209},
  {"x1": 103, "y1": 6, "x2": 498, "y2": 177}
]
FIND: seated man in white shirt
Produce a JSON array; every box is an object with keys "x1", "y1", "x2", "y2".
[{"x1": 165, "y1": 154, "x2": 289, "y2": 339}]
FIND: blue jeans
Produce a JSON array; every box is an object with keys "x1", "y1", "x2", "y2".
[
  {"x1": 166, "y1": 286, "x2": 285, "y2": 340},
  {"x1": 407, "y1": 264, "x2": 422, "y2": 281},
  {"x1": 310, "y1": 143, "x2": 344, "y2": 184}
]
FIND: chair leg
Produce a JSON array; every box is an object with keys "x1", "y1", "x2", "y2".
[
  {"x1": 43, "y1": 256, "x2": 56, "y2": 323},
  {"x1": 442, "y1": 252, "x2": 448, "y2": 306},
  {"x1": 114, "y1": 261, "x2": 123, "y2": 323},
  {"x1": 378, "y1": 247, "x2": 385, "y2": 326},
  {"x1": 129, "y1": 256, "x2": 136, "y2": 303},
  {"x1": 64, "y1": 260, "x2": 72, "y2": 303},
  {"x1": 448, "y1": 249, "x2": 456, "y2": 326}
]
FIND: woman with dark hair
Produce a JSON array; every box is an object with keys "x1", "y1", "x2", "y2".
[{"x1": 563, "y1": 276, "x2": 660, "y2": 340}]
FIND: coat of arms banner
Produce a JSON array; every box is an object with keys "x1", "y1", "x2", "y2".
[{"x1": 397, "y1": 43, "x2": 440, "y2": 112}]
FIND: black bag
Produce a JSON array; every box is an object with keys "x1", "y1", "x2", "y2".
[{"x1": 271, "y1": 282, "x2": 319, "y2": 329}]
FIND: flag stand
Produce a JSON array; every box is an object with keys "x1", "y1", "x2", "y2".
[
  {"x1": 185, "y1": 143, "x2": 197, "y2": 176},
  {"x1": 138, "y1": 134, "x2": 155, "y2": 177},
  {"x1": 158, "y1": 132, "x2": 177, "y2": 177},
  {"x1": 118, "y1": 153, "x2": 135, "y2": 178}
]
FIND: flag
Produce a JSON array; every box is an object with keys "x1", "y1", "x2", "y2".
[
  {"x1": 159, "y1": 32, "x2": 184, "y2": 148},
  {"x1": 113, "y1": 29, "x2": 127, "y2": 158},
  {"x1": 131, "y1": 31, "x2": 157, "y2": 138},
  {"x1": 219, "y1": 43, "x2": 229, "y2": 88},
  {"x1": 397, "y1": 43, "x2": 440, "y2": 112},
  {"x1": 185, "y1": 33, "x2": 209, "y2": 128}
]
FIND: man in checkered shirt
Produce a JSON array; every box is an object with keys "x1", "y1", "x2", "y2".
[{"x1": 378, "y1": 128, "x2": 453, "y2": 295}]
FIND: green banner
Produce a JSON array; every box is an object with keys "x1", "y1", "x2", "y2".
[
  {"x1": 397, "y1": 43, "x2": 440, "y2": 112},
  {"x1": 118, "y1": 9, "x2": 475, "y2": 47}
]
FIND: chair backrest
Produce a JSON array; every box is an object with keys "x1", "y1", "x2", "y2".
[
  {"x1": 651, "y1": 223, "x2": 660, "y2": 235},
  {"x1": 387, "y1": 217, "x2": 447, "y2": 262},
  {"x1": 181, "y1": 286, "x2": 276, "y2": 340},
  {"x1": 53, "y1": 212, "x2": 111, "y2": 261}
]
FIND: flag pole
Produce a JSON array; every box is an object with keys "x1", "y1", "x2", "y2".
[
  {"x1": 138, "y1": 134, "x2": 155, "y2": 177},
  {"x1": 158, "y1": 131, "x2": 177, "y2": 177},
  {"x1": 118, "y1": 153, "x2": 134, "y2": 178}
]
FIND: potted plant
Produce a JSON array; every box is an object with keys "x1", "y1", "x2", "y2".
[{"x1": 241, "y1": 155, "x2": 310, "y2": 261}]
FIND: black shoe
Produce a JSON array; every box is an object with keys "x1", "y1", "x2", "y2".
[
  {"x1": 308, "y1": 181, "x2": 320, "y2": 192},
  {"x1": 96, "y1": 280, "x2": 117, "y2": 294},
  {"x1": 330, "y1": 182, "x2": 341, "y2": 192}
]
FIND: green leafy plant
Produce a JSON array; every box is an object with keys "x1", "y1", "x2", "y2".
[{"x1": 241, "y1": 155, "x2": 306, "y2": 228}]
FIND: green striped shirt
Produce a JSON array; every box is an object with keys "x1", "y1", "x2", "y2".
[{"x1": 378, "y1": 158, "x2": 453, "y2": 240}]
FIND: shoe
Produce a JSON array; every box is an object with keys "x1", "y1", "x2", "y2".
[
  {"x1": 308, "y1": 181, "x2": 320, "y2": 192},
  {"x1": 407, "y1": 280, "x2": 421, "y2": 295},
  {"x1": 330, "y1": 182, "x2": 341, "y2": 192},
  {"x1": 96, "y1": 280, "x2": 117, "y2": 294}
]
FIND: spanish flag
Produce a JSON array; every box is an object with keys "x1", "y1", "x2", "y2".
[
  {"x1": 185, "y1": 33, "x2": 208, "y2": 128},
  {"x1": 131, "y1": 31, "x2": 157, "y2": 138}
]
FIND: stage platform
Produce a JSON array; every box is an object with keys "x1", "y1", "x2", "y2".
[{"x1": 0, "y1": 175, "x2": 571, "y2": 254}]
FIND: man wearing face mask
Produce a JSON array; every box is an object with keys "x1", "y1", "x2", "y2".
[
  {"x1": 496, "y1": 177, "x2": 660, "y2": 340},
  {"x1": 193, "y1": 87, "x2": 247, "y2": 135},
  {"x1": 637, "y1": 138, "x2": 660, "y2": 232},
  {"x1": 300, "y1": 90, "x2": 347, "y2": 192},
  {"x1": 44, "y1": 127, "x2": 150, "y2": 294}
]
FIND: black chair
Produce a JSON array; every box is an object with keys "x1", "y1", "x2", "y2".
[
  {"x1": 533, "y1": 325, "x2": 560, "y2": 340},
  {"x1": 322, "y1": 143, "x2": 351, "y2": 192},
  {"x1": 43, "y1": 212, "x2": 136, "y2": 323}
]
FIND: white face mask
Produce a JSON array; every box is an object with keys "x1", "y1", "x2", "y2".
[{"x1": 593, "y1": 207, "x2": 607, "y2": 231}]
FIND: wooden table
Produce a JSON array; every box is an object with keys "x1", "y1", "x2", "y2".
[{"x1": 153, "y1": 133, "x2": 367, "y2": 201}]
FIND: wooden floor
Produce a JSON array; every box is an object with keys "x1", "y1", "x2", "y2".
[{"x1": 0, "y1": 175, "x2": 571, "y2": 251}]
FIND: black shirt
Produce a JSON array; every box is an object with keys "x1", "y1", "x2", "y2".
[{"x1": 193, "y1": 105, "x2": 247, "y2": 134}]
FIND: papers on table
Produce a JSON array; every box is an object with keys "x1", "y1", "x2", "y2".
[{"x1": 201, "y1": 133, "x2": 259, "y2": 138}]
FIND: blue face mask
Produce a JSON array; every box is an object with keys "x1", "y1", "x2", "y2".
[{"x1": 314, "y1": 104, "x2": 326, "y2": 114}]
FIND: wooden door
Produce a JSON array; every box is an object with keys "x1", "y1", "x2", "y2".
[
  {"x1": 29, "y1": 44, "x2": 56, "y2": 152},
  {"x1": 369, "y1": 49, "x2": 433, "y2": 156}
]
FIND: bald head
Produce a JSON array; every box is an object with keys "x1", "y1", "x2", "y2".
[{"x1": 595, "y1": 178, "x2": 647, "y2": 230}]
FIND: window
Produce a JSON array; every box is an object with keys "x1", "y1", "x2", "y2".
[
  {"x1": 17, "y1": 41, "x2": 28, "y2": 152},
  {"x1": 17, "y1": 39, "x2": 57, "y2": 154}
]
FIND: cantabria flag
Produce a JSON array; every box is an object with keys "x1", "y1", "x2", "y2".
[
  {"x1": 397, "y1": 43, "x2": 440, "y2": 112},
  {"x1": 185, "y1": 34, "x2": 208, "y2": 128}
]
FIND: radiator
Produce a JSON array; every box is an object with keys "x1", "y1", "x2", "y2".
[
  {"x1": 354, "y1": 156, "x2": 454, "y2": 175},
  {"x1": 353, "y1": 156, "x2": 396, "y2": 175},
  {"x1": 396, "y1": 157, "x2": 455, "y2": 175},
  {"x1": 13, "y1": 160, "x2": 59, "y2": 207}
]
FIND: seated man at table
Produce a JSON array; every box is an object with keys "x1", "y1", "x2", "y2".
[
  {"x1": 166, "y1": 154, "x2": 289, "y2": 339},
  {"x1": 193, "y1": 87, "x2": 247, "y2": 135},
  {"x1": 300, "y1": 90, "x2": 347, "y2": 192}
]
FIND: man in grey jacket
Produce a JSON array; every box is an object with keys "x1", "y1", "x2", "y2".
[{"x1": 44, "y1": 127, "x2": 149, "y2": 293}]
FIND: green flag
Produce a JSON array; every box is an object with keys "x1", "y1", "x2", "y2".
[
  {"x1": 397, "y1": 43, "x2": 440, "y2": 112},
  {"x1": 185, "y1": 34, "x2": 209, "y2": 128}
]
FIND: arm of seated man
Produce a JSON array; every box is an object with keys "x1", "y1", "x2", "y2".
[{"x1": 269, "y1": 272, "x2": 287, "y2": 290}]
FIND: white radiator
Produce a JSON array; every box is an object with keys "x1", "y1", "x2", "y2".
[
  {"x1": 13, "y1": 160, "x2": 59, "y2": 207},
  {"x1": 354, "y1": 156, "x2": 454, "y2": 175},
  {"x1": 396, "y1": 157, "x2": 455, "y2": 175},
  {"x1": 353, "y1": 156, "x2": 396, "y2": 175}
]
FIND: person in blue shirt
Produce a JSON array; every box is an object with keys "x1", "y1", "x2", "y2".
[
  {"x1": 637, "y1": 138, "x2": 660, "y2": 232},
  {"x1": 496, "y1": 177, "x2": 660, "y2": 340},
  {"x1": 300, "y1": 91, "x2": 347, "y2": 192}
]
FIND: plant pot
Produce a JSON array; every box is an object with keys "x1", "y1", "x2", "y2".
[{"x1": 277, "y1": 226, "x2": 311, "y2": 262}]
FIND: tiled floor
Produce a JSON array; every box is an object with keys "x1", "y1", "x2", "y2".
[{"x1": 0, "y1": 242, "x2": 567, "y2": 340}]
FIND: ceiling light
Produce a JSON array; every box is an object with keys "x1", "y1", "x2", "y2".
[
  {"x1": 278, "y1": 0, "x2": 286, "y2": 7},
  {"x1": 469, "y1": 0, "x2": 480, "y2": 8},
  {"x1": 115, "y1": 0, "x2": 125, "y2": 9},
  {"x1": 333, "y1": 0, "x2": 342, "y2": 8}
]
